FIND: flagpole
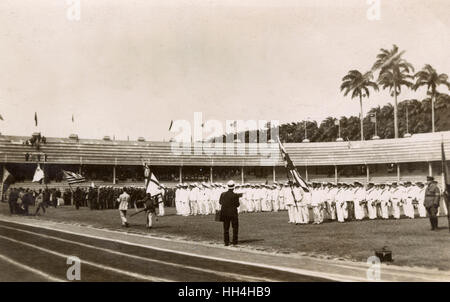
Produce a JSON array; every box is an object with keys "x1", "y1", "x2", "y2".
[
  {"x1": 285, "y1": 169, "x2": 299, "y2": 211},
  {"x1": 375, "y1": 113, "x2": 377, "y2": 137},
  {"x1": 338, "y1": 120, "x2": 341, "y2": 139},
  {"x1": 0, "y1": 167, "x2": 5, "y2": 202}
]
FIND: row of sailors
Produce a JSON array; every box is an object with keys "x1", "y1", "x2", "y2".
[
  {"x1": 174, "y1": 182, "x2": 290, "y2": 216},
  {"x1": 174, "y1": 180, "x2": 436, "y2": 224}
]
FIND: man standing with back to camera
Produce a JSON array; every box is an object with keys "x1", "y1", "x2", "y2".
[
  {"x1": 219, "y1": 180, "x2": 242, "y2": 246},
  {"x1": 424, "y1": 176, "x2": 440, "y2": 231}
]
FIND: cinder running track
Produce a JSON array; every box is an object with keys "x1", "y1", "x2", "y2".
[
  {"x1": 1, "y1": 215, "x2": 448, "y2": 282},
  {"x1": 0, "y1": 219, "x2": 327, "y2": 282}
]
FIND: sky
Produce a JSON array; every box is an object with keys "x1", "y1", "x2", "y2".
[{"x1": 0, "y1": 0, "x2": 449, "y2": 141}]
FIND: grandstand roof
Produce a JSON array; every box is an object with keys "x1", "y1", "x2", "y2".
[{"x1": 1, "y1": 131, "x2": 449, "y2": 167}]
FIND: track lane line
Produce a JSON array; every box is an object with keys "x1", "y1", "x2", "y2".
[
  {"x1": 0, "y1": 252, "x2": 65, "y2": 282},
  {"x1": 0, "y1": 217, "x2": 360, "y2": 281},
  {"x1": 0, "y1": 224, "x2": 273, "y2": 282},
  {"x1": 0, "y1": 234, "x2": 172, "y2": 282}
]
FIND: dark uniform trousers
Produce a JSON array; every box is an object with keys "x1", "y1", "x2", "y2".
[
  {"x1": 426, "y1": 206, "x2": 439, "y2": 230},
  {"x1": 219, "y1": 190, "x2": 242, "y2": 246},
  {"x1": 223, "y1": 215, "x2": 239, "y2": 245}
]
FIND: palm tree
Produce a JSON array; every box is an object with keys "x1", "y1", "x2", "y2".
[
  {"x1": 413, "y1": 64, "x2": 450, "y2": 132},
  {"x1": 340, "y1": 70, "x2": 379, "y2": 141},
  {"x1": 372, "y1": 44, "x2": 414, "y2": 138}
]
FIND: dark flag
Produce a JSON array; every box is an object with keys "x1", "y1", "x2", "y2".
[
  {"x1": 168, "y1": 120, "x2": 173, "y2": 131},
  {"x1": 34, "y1": 112, "x2": 38, "y2": 126},
  {"x1": 0, "y1": 114, "x2": 3, "y2": 121},
  {"x1": 72, "y1": 114, "x2": 74, "y2": 123},
  {"x1": 277, "y1": 138, "x2": 310, "y2": 192},
  {"x1": 62, "y1": 170, "x2": 86, "y2": 185}
]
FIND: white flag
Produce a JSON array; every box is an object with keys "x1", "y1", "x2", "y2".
[
  {"x1": 32, "y1": 164, "x2": 44, "y2": 183},
  {"x1": 146, "y1": 173, "x2": 162, "y2": 196}
]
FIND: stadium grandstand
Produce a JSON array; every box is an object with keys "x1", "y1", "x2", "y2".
[{"x1": 1, "y1": 130, "x2": 449, "y2": 191}]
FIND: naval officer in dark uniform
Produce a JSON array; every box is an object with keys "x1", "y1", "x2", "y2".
[
  {"x1": 424, "y1": 176, "x2": 441, "y2": 231},
  {"x1": 219, "y1": 180, "x2": 243, "y2": 246}
]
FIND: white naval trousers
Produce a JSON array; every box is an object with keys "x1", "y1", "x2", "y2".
[
  {"x1": 175, "y1": 200, "x2": 182, "y2": 215},
  {"x1": 367, "y1": 202, "x2": 377, "y2": 219},
  {"x1": 380, "y1": 202, "x2": 390, "y2": 219},
  {"x1": 146, "y1": 211, "x2": 153, "y2": 228},
  {"x1": 119, "y1": 210, "x2": 127, "y2": 225},
  {"x1": 190, "y1": 201, "x2": 198, "y2": 215},
  {"x1": 312, "y1": 206, "x2": 322, "y2": 224},
  {"x1": 403, "y1": 198, "x2": 415, "y2": 218},
  {"x1": 272, "y1": 199, "x2": 279, "y2": 212},
  {"x1": 287, "y1": 204, "x2": 295, "y2": 223},
  {"x1": 354, "y1": 201, "x2": 365, "y2": 220},
  {"x1": 335, "y1": 202, "x2": 345, "y2": 222},
  {"x1": 300, "y1": 205, "x2": 309, "y2": 224},
  {"x1": 417, "y1": 202, "x2": 427, "y2": 217},
  {"x1": 158, "y1": 202, "x2": 165, "y2": 216},
  {"x1": 391, "y1": 200, "x2": 401, "y2": 219}
]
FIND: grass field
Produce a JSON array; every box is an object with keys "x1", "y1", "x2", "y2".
[{"x1": 1, "y1": 203, "x2": 449, "y2": 271}]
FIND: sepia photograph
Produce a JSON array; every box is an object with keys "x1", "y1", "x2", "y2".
[{"x1": 0, "y1": 0, "x2": 449, "y2": 289}]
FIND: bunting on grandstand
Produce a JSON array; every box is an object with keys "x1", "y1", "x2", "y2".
[
  {"x1": 62, "y1": 170, "x2": 85, "y2": 185},
  {"x1": 146, "y1": 172, "x2": 162, "y2": 196},
  {"x1": 32, "y1": 164, "x2": 45, "y2": 183},
  {"x1": 2, "y1": 167, "x2": 11, "y2": 183},
  {"x1": 277, "y1": 138, "x2": 310, "y2": 192}
]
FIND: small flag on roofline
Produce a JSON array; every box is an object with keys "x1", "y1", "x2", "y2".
[
  {"x1": 0, "y1": 114, "x2": 4, "y2": 121},
  {"x1": 277, "y1": 138, "x2": 310, "y2": 192},
  {"x1": 62, "y1": 170, "x2": 85, "y2": 185},
  {"x1": 370, "y1": 113, "x2": 376, "y2": 123},
  {"x1": 168, "y1": 120, "x2": 173, "y2": 131},
  {"x1": 34, "y1": 112, "x2": 38, "y2": 127}
]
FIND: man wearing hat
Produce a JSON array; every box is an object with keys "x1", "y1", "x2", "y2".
[
  {"x1": 271, "y1": 184, "x2": 280, "y2": 212},
  {"x1": 311, "y1": 183, "x2": 322, "y2": 224},
  {"x1": 278, "y1": 183, "x2": 288, "y2": 211},
  {"x1": 324, "y1": 183, "x2": 337, "y2": 221},
  {"x1": 343, "y1": 183, "x2": 353, "y2": 221},
  {"x1": 424, "y1": 176, "x2": 441, "y2": 230},
  {"x1": 366, "y1": 182, "x2": 377, "y2": 219},
  {"x1": 403, "y1": 181, "x2": 415, "y2": 219},
  {"x1": 390, "y1": 182, "x2": 402, "y2": 219},
  {"x1": 379, "y1": 183, "x2": 390, "y2": 219},
  {"x1": 116, "y1": 187, "x2": 130, "y2": 227},
  {"x1": 219, "y1": 181, "x2": 243, "y2": 246},
  {"x1": 415, "y1": 182, "x2": 427, "y2": 218},
  {"x1": 198, "y1": 183, "x2": 208, "y2": 215},
  {"x1": 284, "y1": 182, "x2": 296, "y2": 223},
  {"x1": 353, "y1": 182, "x2": 366, "y2": 220},
  {"x1": 334, "y1": 183, "x2": 345, "y2": 223},
  {"x1": 157, "y1": 185, "x2": 166, "y2": 216},
  {"x1": 189, "y1": 183, "x2": 199, "y2": 216}
]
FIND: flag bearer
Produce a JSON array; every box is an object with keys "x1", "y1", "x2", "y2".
[{"x1": 117, "y1": 187, "x2": 130, "y2": 227}]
